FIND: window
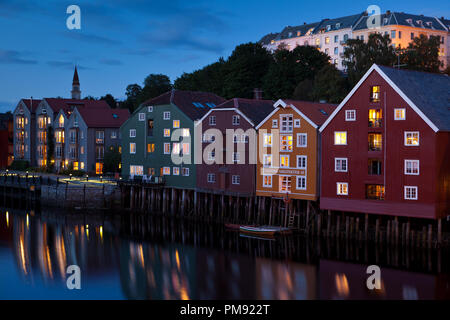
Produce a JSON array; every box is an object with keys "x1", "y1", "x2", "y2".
[
  {"x1": 394, "y1": 108, "x2": 405, "y2": 120},
  {"x1": 80, "y1": 162, "x2": 84, "y2": 170},
  {"x1": 96, "y1": 146, "x2": 104, "y2": 160},
  {"x1": 95, "y1": 131, "x2": 104, "y2": 144},
  {"x1": 315, "y1": 38, "x2": 320, "y2": 46},
  {"x1": 130, "y1": 129, "x2": 136, "y2": 138},
  {"x1": 368, "y1": 109, "x2": 382, "y2": 127},
  {"x1": 296, "y1": 176, "x2": 306, "y2": 190},
  {"x1": 164, "y1": 143, "x2": 171, "y2": 154},
  {"x1": 335, "y1": 158, "x2": 348, "y2": 172},
  {"x1": 404, "y1": 186, "x2": 418, "y2": 200},
  {"x1": 398, "y1": 31, "x2": 402, "y2": 39},
  {"x1": 182, "y1": 167, "x2": 190, "y2": 176},
  {"x1": 232, "y1": 115, "x2": 240, "y2": 125},
  {"x1": 366, "y1": 185, "x2": 385, "y2": 200},
  {"x1": 148, "y1": 106, "x2": 153, "y2": 112},
  {"x1": 370, "y1": 86, "x2": 381, "y2": 102},
  {"x1": 297, "y1": 133, "x2": 307, "y2": 147},
  {"x1": 207, "y1": 173, "x2": 216, "y2": 183},
  {"x1": 147, "y1": 143, "x2": 155, "y2": 153},
  {"x1": 410, "y1": 32, "x2": 414, "y2": 40},
  {"x1": 138, "y1": 113, "x2": 145, "y2": 121},
  {"x1": 232, "y1": 175, "x2": 240, "y2": 185},
  {"x1": 233, "y1": 152, "x2": 240, "y2": 163},
  {"x1": 182, "y1": 143, "x2": 190, "y2": 155},
  {"x1": 148, "y1": 120, "x2": 154, "y2": 136},
  {"x1": 280, "y1": 155, "x2": 289, "y2": 168},
  {"x1": 404, "y1": 132, "x2": 419, "y2": 146},
  {"x1": 297, "y1": 156, "x2": 307, "y2": 169},
  {"x1": 181, "y1": 128, "x2": 190, "y2": 137},
  {"x1": 263, "y1": 175, "x2": 272, "y2": 187},
  {"x1": 391, "y1": 30, "x2": 396, "y2": 39},
  {"x1": 334, "y1": 35, "x2": 339, "y2": 43},
  {"x1": 334, "y1": 132, "x2": 347, "y2": 145},
  {"x1": 263, "y1": 134, "x2": 272, "y2": 147},
  {"x1": 163, "y1": 112, "x2": 171, "y2": 120},
  {"x1": 280, "y1": 135, "x2": 293, "y2": 151},
  {"x1": 272, "y1": 119, "x2": 278, "y2": 128},
  {"x1": 263, "y1": 154, "x2": 272, "y2": 167},
  {"x1": 343, "y1": 34, "x2": 348, "y2": 41},
  {"x1": 368, "y1": 159, "x2": 382, "y2": 175},
  {"x1": 173, "y1": 120, "x2": 180, "y2": 128},
  {"x1": 325, "y1": 36, "x2": 330, "y2": 44},
  {"x1": 209, "y1": 116, "x2": 216, "y2": 125},
  {"x1": 208, "y1": 150, "x2": 215, "y2": 161},
  {"x1": 368, "y1": 133, "x2": 382, "y2": 151},
  {"x1": 172, "y1": 143, "x2": 181, "y2": 154},
  {"x1": 337, "y1": 183, "x2": 348, "y2": 195},
  {"x1": 279, "y1": 176, "x2": 291, "y2": 193},
  {"x1": 129, "y1": 143, "x2": 136, "y2": 154},
  {"x1": 96, "y1": 162, "x2": 103, "y2": 175},
  {"x1": 164, "y1": 129, "x2": 170, "y2": 137},
  {"x1": 345, "y1": 110, "x2": 356, "y2": 121},
  {"x1": 405, "y1": 160, "x2": 419, "y2": 175},
  {"x1": 111, "y1": 131, "x2": 117, "y2": 139},
  {"x1": 233, "y1": 134, "x2": 240, "y2": 143},
  {"x1": 162, "y1": 167, "x2": 171, "y2": 175},
  {"x1": 173, "y1": 167, "x2": 179, "y2": 175},
  {"x1": 280, "y1": 115, "x2": 293, "y2": 133},
  {"x1": 294, "y1": 119, "x2": 300, "y2": 128}
]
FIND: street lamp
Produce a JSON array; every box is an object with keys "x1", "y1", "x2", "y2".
[
  {"x1": 69, "y1": 173, "x2": 72, "y2": 180},
  {"x1": 86, "y1": 174, "x2": 89, "y2": 181}
]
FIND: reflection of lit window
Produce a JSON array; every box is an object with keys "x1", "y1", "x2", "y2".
[
  {"x1": 334, "y1": 132, "x2": 347, "y2": 145},
  {"x1": 404, "y1": 131, "x2": 419, "y2": 146},
  {"x1": 335, "y1": 274, "x2": 350, "y2": 297}
]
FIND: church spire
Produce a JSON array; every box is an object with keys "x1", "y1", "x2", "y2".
[{"x1": 71, "y1": 66, "x2": 81, "y2": 99}]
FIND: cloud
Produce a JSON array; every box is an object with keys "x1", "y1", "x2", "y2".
[
  {"x1": 0, "y1": 49, "x2": 37, "y2": 64},
  {"x1": 63, "y1": 31, "x2": 122, "y2": 46},
  {"x1": 47, "y1": 61, "x2": 91, "y2": 70},
  {"x1": 99, "y1": 59, "x2": 123, "y2": 65}
]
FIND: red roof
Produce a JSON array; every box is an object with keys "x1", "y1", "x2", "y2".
[
  {"x1": 76, "y1": 107, "x2": 129, "y2": 128},
  {"x1": 43, "y1": 98, "x2": 110, "y2": 114},
  {"x1": 21, "y1": 99, "x2": 42, "y2": 113},
  {"x1": 282, "y1": 100, "x2": 337, "y2": 126}
]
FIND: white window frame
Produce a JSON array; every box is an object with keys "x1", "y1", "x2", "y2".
[
  {"x1": 404, "y1": 160, "x2": 420, "y2": 175},
  {"x1": 280, "y1": 114, "x2": 293, "y2": 133},
  {"x1": 232, "y1": 115, "x2": 240, "y2": 125},
  {"x1": 294, "y1": 119, "x2": 301, "y2": 128},
  {"x1": 173, "y1": 167, "x2": 180, "y2": 175},
  {"x1": 297, "y1": 155, "x2": 307, "y2": 169},
  {"x1": 232, "y1": 175, "x2": 240, "y2": 185},
  {"x1": 296, "y1": 176, "x2": 307, "y2": 190},
  {"x1": 394, "y1": 108, "x2": 405, "y2": 120},
  {"x1": 138, "y1": 113, "x2": 145, "y2": 121},
  {"x1": 263, "y1": 175, "x2": 272, "y2": 187},
  {"x1": 404, "y1": 186, "x2": 418, "y2": 200},
  {"x1": 162, "y1": 167, "x2": 171, "y2": 175},
  {"x1": 148, "y1": 106, "x2": 153, "y2": 112},
  {"x1": 182, "y1": 143, "x2": 190, "y2": 155},
  {"x1": 280, "y1": 134, "x2": 293, "y2": 152},
  {"x1": 297, "y1": 133, "x2": 307, "y2": 147},
  {"x1": 207, "y1": 173, "x2": 216, "y2": 183},
  {"x1": 263, "y1": 133, "x2": 272, "y2": 147},
  {"x1": 129, "y1": 143, "x2": 136, "y2": 154},
  {"x1": 111, "y1": 131, "x2": 117, "y2": 139},
  {"x1": 263, "y1": 154, "x2": 272, "y2": 168},
  {"x1": 208, "y1": 150, "x2": 215, "y2": 161},
  {"x1": 164, "y1": 143, "x2": 171, "y2": 154},
  {"x1": 163, "y1": 111, "x2": 171, "y2": 120},
  {"x1": 404, "y1": 131, "x2": 419, "y2": 146},
  {"x1": 336, "y1": 182, "x2": 348, "y2": 195},
  {"x1": 164, "y1": 129, "x2": 171, "y2": 137},
  {"x1": 209, "y1": 116, "x2": 216, "y2": 126},
  {"x1": 129, "y1": 129, "x2": 136, "y2": 138},
  {"x1": 334, "y1": 131, "x2": 347, "y2": 145},
  {"x1": 272, "y1": 119, "x2": 278, "y2": 128},
  {"x1": 345, "y1": 110, "x2": 356, "y2": 121},
  {"x1": 233, "y1": 152, "x2": 240, "y2": 163},
  {"x1": 182, "y1": 167, "x2": 190, "y2": 176},
  {"x1": 335, "y1": 158, "x2": 348, "y2": 172},
  {"x1": 173, "y1": 120, "x2": 180, "y2": 128}
]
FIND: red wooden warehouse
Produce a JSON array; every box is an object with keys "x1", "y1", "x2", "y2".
[{"x1": 319, "y1": 64, "x2": 450, "y2": 220}]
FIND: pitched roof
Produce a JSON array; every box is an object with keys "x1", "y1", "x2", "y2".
[
  {"x1": 377, "y1": 65, "x2": 450, "y2": 131},
  {"x1": 282, "y1": 100, "x2": 337, "y2": 126},
  {"x1": 259, "y1": 33, "x2": 280, "y2": 45},
  {"x1": 353, "y1": 12, "x2": 447, "y2": 31},
  {"x1": 314, "y1": 13, "x2": 364, "y2": 34},
  {"x1": 76, "y1": 107, "x2": 130, "y2": 128},
  {"x1": 142, "y1": 89, "x2": 225, "y2": 121},
  {"x1": 43, "y1": 98, "x2": 110, "y2": 114},
  {"x1": 277, "y1": 22, "x2": 321, "y2": 40},
  {"x1": 215, "y1": 98, "x2": 275, "y2": 125},
  {"x1": 21, "y1": 99, "x2": 42, "y2": 113}
]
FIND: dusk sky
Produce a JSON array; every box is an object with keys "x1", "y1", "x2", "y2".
[{"x1": 0, "y1": 0, "x2": 448, "y2": 113}]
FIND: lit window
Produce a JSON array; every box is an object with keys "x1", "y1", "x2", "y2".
[
  {"x1": 173, "y1": 167, "x2": 180, "y2": 175},
  {"x1": 394, "y1": 108, "x2": 405, "y2": 120},
  {"x1": 280, "y1": 135, "x2": 293, "y2": 151},
  {"x1": 80, "y1": 162, "x2": 84, "y2": 170},
  {"x1": 232, "y1": 115, "x2": 240, "y2": 125},
  {"x1": 334, "y1": 132, "x2": 347, "y2": 145},
  {"x1": 370, "y1": 86, "x2": 381, "y2": 102},
  {"x1": 138, "y1": 113, "x2": 145, "y2": 121},
  {"x1": 172, "y1": 143, "x2": 181, "y2": 154},
  {"x1": 368, "y1": 109, "x2": 382, "y2": 127},
  {"x1": 209, "y1": 116, "x2": 216, "y2": 125},
  {"x1": 280, "y1": 155, "x2": 289, "y2": 168},
  {"x1": 404, "y1": 186, "x2": 418, "y2": 200},
  {"x1": 147, "y1": 143, "x2": 155, "y2": 153},
  {"x1": 173, "y1": 120, "x2": 180, "y2": 128},
  {"x1": 182, "y1": 167, "x2": 190, "y2": 176},
  {"x1": 345, "y1": 110, "x2": 356, "y2": 121},
  {"x1": 263, "y1": 154, "x2": 272, "y2": 167},
  {"x1": 296, "y1": 176, "x2": 306, "y2": 190},
  {"x1": 163, "y1": 112, "x2": 171, "y2": 120},
  {"x1": 130, "y1": 143, "x2": 136, "y2": 154},
  {"x1": 182, "y1": 128, "x2": 190, "y2": 137},
  {"x1": 264, "y1": 134, "x2": 272, "y2": 147},
  {"x1": 263, "y1": 175, "x2": 272, "y2": 187},
  {"x1": 404, "y1": 132, "x2": 419, "y2": 146},
  {"x1": 162, "y1": 167, "x2": 171, "y2": 175},
  {"x1": 232, "y1": 175, "x2": 240, "y2": 185},
  {"x1": 405, "y1": 160, "x2": 419, "y2": 175},
  {"x1": 366, "y1": 185, "x2": 385, "y2": 200},
  {"x1": 297, "y1": 133, "x2": 307, "y2": 147},
  {"x1": 130, "y1": 129, "x2": 136, "y2": 138},
  {"x1": 164, "y1": 129, "x2": 170, "y2": 137},
  {"x1": 337, "y1": 182, "x2": 348, "y2": 195},
  {"x1": 164, "y1": 143, "x2": 171, "y2": 154},
  {"x1": 95, "y1": 162, "x2": 103, "y2": 175},
  {"x1": 297, "y1": 156, "x2": 307, "y2": 169},
  {"x1": 335, "y1": 158, "x2": 348, "y2": 172},
  {"x1": 182, "y1": 143, "x2": 190, "y2": 155},
  {"x1": 368, "y1": 133, "x2": 382, "y2": 151},
  {"x1": 325, "y1": 36, "x2": 330, "y2": 44},
  {"x1": 130, "y1": 165, "x2": 144, "y2": 176},
  {"x1": 279, "y1": 176, "x2": 291, "y2": 193},
  {"x1": 207, "y1": 173, "x2": 216, "y2": 183}
]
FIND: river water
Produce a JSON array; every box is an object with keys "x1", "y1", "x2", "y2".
[{"x1": 1, "y1": 208, "x2": 449, "y2": 300}]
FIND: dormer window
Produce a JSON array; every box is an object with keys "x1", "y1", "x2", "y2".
[
  {"x1": 383, "y1": 18, "x2": 388, "y2": 24},
  {"x1": 416, "y1": 20, "x2": 422, "y2": 26},
  {"x1": 297, "y1": 31, "x2": 301, "y2": 36},
  {"x1": 336, "y1": 23, "x2": 341, "y2": 29},
  {"x1": 406, "y1": 18, "x2": 413, "y2": 24},
  {"x1": 326, "y1": 25, "x2": 331, "y2": 31},
  {"x1": 42, "y1": 108, "x2": 47, "y2": 114}
]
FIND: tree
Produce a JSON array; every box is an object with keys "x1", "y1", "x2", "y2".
[
  {"x1": 100, "y1": 94, "x2": 117, "y2": 108},
  {"x1": 103, "y1": 145, "x2": 121, "y2": 173},
  {"x1": 84, "y1": 95, "x2": 97, "y2": 100},
  {"x1": 140, "y1": 74, "x2": 172, "y2": 102},
  {"x1": 343, "y1": 33, "x2": 396, "y2": 86},
  {"x1": 221, "y1": 42, "x2": 273, "y2": 99},
  {"x1": 46, "y1": 125, "x2": 55, "y2": 172},
  {"x1": 292, "y1": 79, "x2": 314, "y2": 101},
  {"x1": 123, "y1": 84, "x2": 143, "y2": 112},
  {"x1": 312, "y1": 65, "x2": 349, "y2": 103},
  {"x1": 400, "y1": 34, "x2": 442, "y2": 73}
]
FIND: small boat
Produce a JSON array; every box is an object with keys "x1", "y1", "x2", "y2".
[{"x1": 239, "y1": 225, "x2": 292, "y2": 237}]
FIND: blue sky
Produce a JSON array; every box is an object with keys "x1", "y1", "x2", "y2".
[{"x1": 0, "y1": 0, "x2": 448, "y2": 113}]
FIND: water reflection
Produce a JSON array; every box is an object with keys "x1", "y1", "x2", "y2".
[{"x1": 1, "y1": 208, "x2": 449, "y2": 300}]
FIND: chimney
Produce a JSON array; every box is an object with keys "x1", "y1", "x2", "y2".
[{"x1": 253, "y1": 88, "x2": 263, "y2": 100}]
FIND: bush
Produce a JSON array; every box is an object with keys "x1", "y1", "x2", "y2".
[{"x1": 8, "y1": 160, "x2": 30, "y2": 171}]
